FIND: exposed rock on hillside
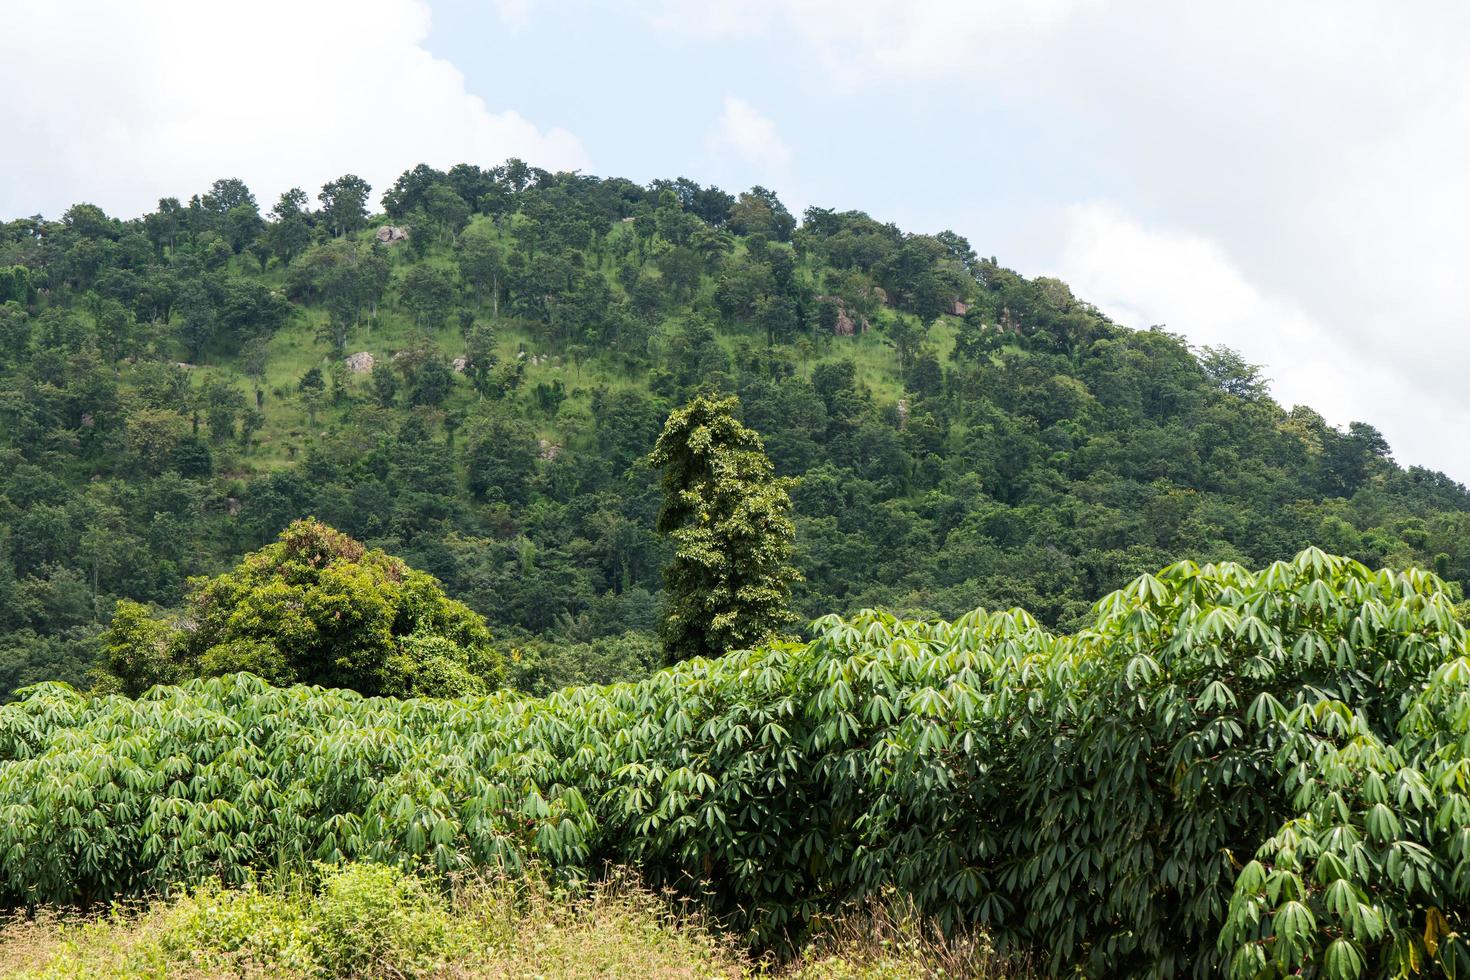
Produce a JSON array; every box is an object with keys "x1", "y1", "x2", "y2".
[{"x1": 344, "y1": 352, "x2": 375, "y2": 374}]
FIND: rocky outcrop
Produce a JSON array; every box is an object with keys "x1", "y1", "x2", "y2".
[
  {"x1": 818, "y1": 296, "x2": 869, "y2": 337},
  {"x1": 374, "y1": 225, "x2": 410, "y2": 244},
  {"x1": 344, "y1": 351, "x2": 375, "y2": 374}
]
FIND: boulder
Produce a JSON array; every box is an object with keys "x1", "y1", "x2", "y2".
[{"x1": 344, "y1": 351, "x2": 375, "y2": 374}]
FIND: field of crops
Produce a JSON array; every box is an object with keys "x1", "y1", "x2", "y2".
[{"x1": 2, "y1": 548, "x2": 1468, "y2": 977}]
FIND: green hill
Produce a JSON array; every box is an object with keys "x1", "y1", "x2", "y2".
[{"x1": 2, "y1": 162, "x2": 1468, "y2": 692}]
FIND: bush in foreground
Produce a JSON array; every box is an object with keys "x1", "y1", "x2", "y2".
[
  {"x1": 3, "y1": 549, "x2": 1470, "y2": 976},
  {"x1": 0, "y1": 862, "x2": 1011, "y2": 979}
]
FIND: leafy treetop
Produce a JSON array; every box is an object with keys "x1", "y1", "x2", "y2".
[
  {"x1": 99, "y1": 518, "x2": 503, "y2": 697},
  {"x1": 648, "y1": 394, "x2": 801, "y2": 662}
]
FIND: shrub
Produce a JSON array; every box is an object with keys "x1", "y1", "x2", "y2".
[
  {"x1": 305, "y1": 863, "x2": 456, "y2": 976},
  {"x1": 162, "y1": 879, "x2": 312, "y2": 972}
]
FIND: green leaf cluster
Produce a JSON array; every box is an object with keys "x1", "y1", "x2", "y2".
[{"x1": 98, "y1": 519, "x2": 503, "y2": 698}]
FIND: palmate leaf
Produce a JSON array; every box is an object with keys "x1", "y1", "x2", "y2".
[{"x1": 1323, "y1": 937, "x2": 1367, "y2": 979}]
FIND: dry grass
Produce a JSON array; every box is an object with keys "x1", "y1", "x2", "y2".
[
  {"x1": 0, "y1": 866, "x2": 1025, "y2": 979},
  {"x1": 780, "y1": 891, "x2": 1034, "y2": 980}
]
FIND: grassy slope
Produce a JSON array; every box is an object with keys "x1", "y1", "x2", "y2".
[{"x1": 180, "y1": 214, "x2": 945, "y2": 483}]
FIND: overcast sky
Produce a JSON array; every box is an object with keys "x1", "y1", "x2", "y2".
[{"x1": 3, "y1": 0, "x2": 1467, "y2": 481}]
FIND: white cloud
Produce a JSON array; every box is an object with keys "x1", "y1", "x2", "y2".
[
  {"x1": 647, "y1": 0, "x2": 1097, "y2": 81},
  {"x1": 0, "y1": 0, "x2": 588, "y2": 220},
  {"x1": 707, "y1": 97, "x2": 791, "y2": 172},
  {"x1": 668, "y1": 0, "x2": 1470, "y2": 479},
  {"x1": 495, "y1": 0, "x2": 532, "y2": 30},
  {"x1": 1053, "y1": 203, "x2": 1470, "y2": 476}
]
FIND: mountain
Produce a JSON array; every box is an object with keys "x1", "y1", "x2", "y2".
[{"x1": 2, "y1": 161, "x2": 1467, "y2": 693}]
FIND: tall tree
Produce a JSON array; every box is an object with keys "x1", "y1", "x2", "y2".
[
  {"x1": 267, "y1": 187, "x2": 314, "y2": 265},
  {"x1": 647, "y1": 394, "x2": 800, "y2": 662},
  {"x1": 400, "y1": 265, "x2": 455, "y2": 330},
  {"x1": 455, "y1": 231, "x2": 503, "y2": 315},
  {"x1": 318, "y1": 174, "x2": 371, "y2": 238}
]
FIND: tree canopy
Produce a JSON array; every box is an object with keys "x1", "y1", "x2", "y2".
[
  {"x1": 648, "y1": 394, "x2": 800, "y2": 661},
  {"x1": 98, "y1": 519, "x2": 503, "y2": 697}
]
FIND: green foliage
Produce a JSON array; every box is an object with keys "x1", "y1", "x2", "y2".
[
  {"x1": 507, "y1": 629, "x2": 661, "y2": 695},
  {"x1": 399, "y1": 264, "x2": 456, "y2": 331},
  {"x1": 301, "y1": 863, "x2": 455, "y2": 976},
  {"x1": 97, "y1": 519, "x2": 503, "y2": 697},
  {"x1": 8, "y1": 550, "x2": 1470, "y2": 976},
  {"x1": 369, "y1": 358, "x2": 399, "y2": 406},
  {"x1": 649, "y1": 394, "x2": 801, "y2": 661},
  {"x1": 0, "y1": 627, "x2": 99, "y2": 702},
  {"x1": 318, "y1": 174, "x2": 371, "y2": 238},
  {"x1": 98, "y1": 600, "x2": 179, "y2": 696}
]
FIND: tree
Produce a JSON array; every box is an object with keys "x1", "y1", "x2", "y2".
[
  {"x1": 201, "y1": 377, "x2": 245, "y2": 443},
  {"x1": 462, "y1": 320, "x2": 499, "y2": 397},
  {"x1": 201, "y1": 178, "x2": 256, "y2": 216},
  {"x1": 424, "y1": 184, "x2": 471, "y2": 241},
  {"x1": 729, "y1": 187, "x2": 796, "y2": 241},
  {"x1": 647, "y1": 394, "x2": 800, "y2": 662},
  {"x1": 465, "y1": 411, "x2": 537, "y2": 503},
  {"x1": 370, "y1": 361, "x2": 400, "y2": 407},
  {"x1": 400, "y1": 266, "x2": 455, "y2": 330},
  {"x1": 97, "y1": 519, "x2": 504, "y2": 697},
  {"x1": 1200, "y1": 345, "x2": 1269, "y2": 400},
  {"x1": 223, "y1": 203, "x2": 264, "y2": 254},
  {"x1": 240, "y1": 336, "x2": 269, "y2": 406},
  {"x1": 98, "y1": 599, "x2": 181, "y2": 696},
  {"x1": 175, "y1": 280, "x2": 218, "y2": 361},
  {"x1": 455, "y1": 232, "x2": 503, "y2": 315},
  {"x1": 952, "y1": 307, "x2": 1002, "y2": 362},
  {"x1": 268, "y1": 187, "x2": 314, "y2": 265},
  {"x1": 312, "y1": 242, "x2": 389, "y2": 352},
  {"x1": 408, "y1": 353, "x2": 454, "y2": 407},
  {"x1": 319, "y1": 174, "x2": 371, "y2": 238},
  {"x1": 382, "y1": 163, "x2": 447, "y2": 218},
  {"x1": 299, "y1": 366, "x2": 326, "y2": 424}
]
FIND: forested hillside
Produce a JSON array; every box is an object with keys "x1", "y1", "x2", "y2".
[{"x1": 2, "y1": 160, "x2": 1467, "y2": 693}]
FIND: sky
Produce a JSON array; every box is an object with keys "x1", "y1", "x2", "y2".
[{"x1": 2, "y1": 0, "x2": 1468, "y2": 480}]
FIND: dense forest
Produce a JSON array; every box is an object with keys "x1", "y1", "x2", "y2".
[{"x1": 3, "y1": 160, "x2": 1468, "y2": 695}]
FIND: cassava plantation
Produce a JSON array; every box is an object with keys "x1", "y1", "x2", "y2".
[{"x1": 3, "y1": 549, "x2": 1470, "y2": 975}]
